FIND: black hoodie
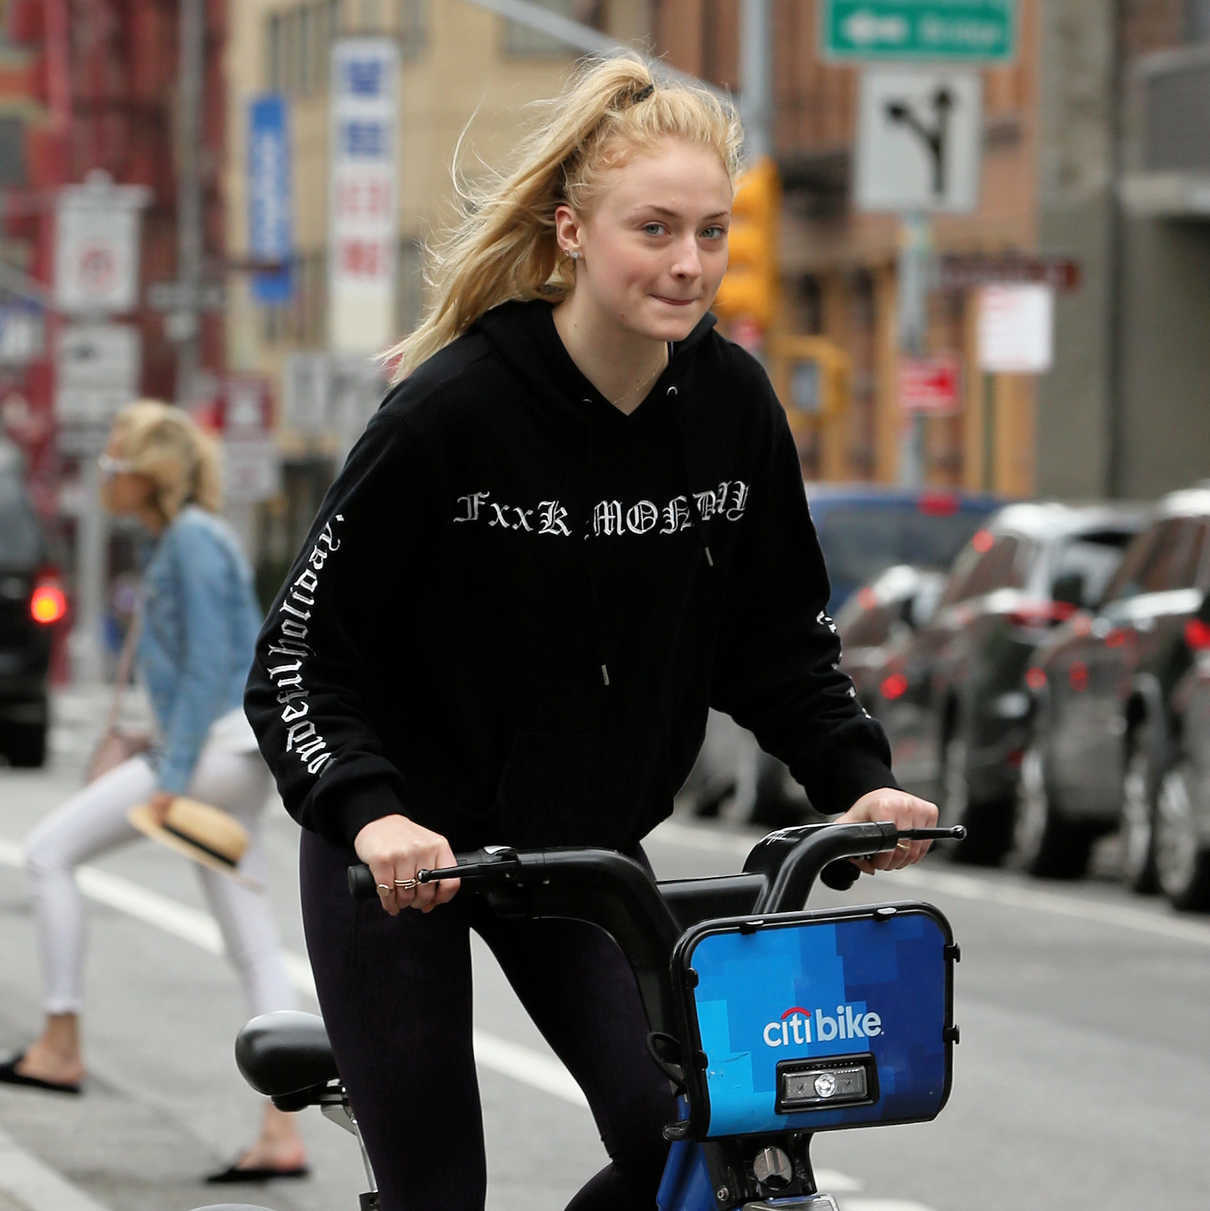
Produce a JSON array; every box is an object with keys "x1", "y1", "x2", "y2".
[{"x1": 245, "y1": 299, "x2": 896, "y2": 851}]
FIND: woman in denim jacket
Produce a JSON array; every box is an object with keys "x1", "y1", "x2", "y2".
[{"x1": 1, "y1": 400, "x2": 308, "y2": 1183}]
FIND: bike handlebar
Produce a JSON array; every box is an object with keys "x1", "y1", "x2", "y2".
[{"x1": 346, "y1": 824, "x2": 965, "y2": 907}]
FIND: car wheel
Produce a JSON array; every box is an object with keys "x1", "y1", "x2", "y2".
[
  {"x1": 1155, "y1": 762, "x2": 1210, "y2": 912},
  {"x1": 1120, "y1": 723, "x2": 1161, "y2": 894},
  {"x1": 7, "y1": 722, "x2": 47, "y2": 769},
  {"x1": 1013, "y1": 739, "x2": 1095, "y2": 879},
  {"x1": 940, "y1": 731, "x2": 1008, "y2": 865}
]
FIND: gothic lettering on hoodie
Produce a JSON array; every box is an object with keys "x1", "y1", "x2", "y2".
[
  {"x1": 265, "y1": 515, "x2": 344, "y2": 778},
  {"x1": 452, "y1": 482, "x2": 750, "y2": 537}
]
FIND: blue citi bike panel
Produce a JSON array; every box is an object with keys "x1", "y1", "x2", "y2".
[{"x1": 673, "y1": 904, "x2": 956, "y2": 1138}]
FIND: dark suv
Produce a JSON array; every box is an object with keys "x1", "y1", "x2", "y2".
[
  {"x1": 873, "y1": 502, "x2": 1144, "y2": 863},
  {"x1": 1014, "y1": 485, "x2": 1210, "y2": 889},
  {"x1": 0, "y1": 440, "x2": 65, "y2": 766}
]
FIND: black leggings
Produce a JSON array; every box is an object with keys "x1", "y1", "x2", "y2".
[{"x1": 300, "y1": 829, "x2": 675, "y2": 1211}]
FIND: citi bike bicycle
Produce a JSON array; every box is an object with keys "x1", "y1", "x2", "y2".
[{"x1": 193, "y1": 818, "x2": 964, "y2": 1211}]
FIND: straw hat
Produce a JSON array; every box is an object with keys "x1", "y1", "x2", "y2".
[{"x1": 128, "y1": 797, "x2": 261, "y2": 889}]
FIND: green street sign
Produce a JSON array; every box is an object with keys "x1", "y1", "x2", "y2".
[{"x1": 822, "y1": 2, "x2": 1016, "y2": 63}]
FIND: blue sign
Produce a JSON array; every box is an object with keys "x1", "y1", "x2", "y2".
[
  {"x1": 684, "y1": 907, "x2": 953, "y2": 1137},
  {"x1": 248, "y1": 94, "x2": 293, "y2": 304}
]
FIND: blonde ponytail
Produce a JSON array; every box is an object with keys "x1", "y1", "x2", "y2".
[
  {"x1": 111, "y1": 399, "x2": 224, "y2": 520},
  {"x1": 383, "y1": 51, "x2": 743, "y2": 382}
]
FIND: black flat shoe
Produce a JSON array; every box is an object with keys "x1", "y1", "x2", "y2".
[
  {"x1": 204, "y1": 1158, "x2": 310, "y2": 1184},
  {"x1": 0, "y1": 1054, "x2": 82, "y2": 1095}
]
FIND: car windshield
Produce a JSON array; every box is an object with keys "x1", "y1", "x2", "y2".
[
  {"x1": 814, "y1": 506, "x2": 991, "y2": 596},
  {"x1": 1050, "y1": 531, "x2": 1137, "y2": 608},
  {"x1": 0, "y1": 473, "x2": 42, "y2": 566}
]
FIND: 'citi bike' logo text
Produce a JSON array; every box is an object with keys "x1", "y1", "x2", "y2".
[{"x1": 763, "y1": 1004, "x2": 884, "y2": 1048}]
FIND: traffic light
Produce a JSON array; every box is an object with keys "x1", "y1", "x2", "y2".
[{"x1": 714, "y1": 155, "x2": 781, "y2": 332}]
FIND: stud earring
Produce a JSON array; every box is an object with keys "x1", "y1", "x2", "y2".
[{"x1": 568, "y1": 249, "x2": 581, "y2": 260}]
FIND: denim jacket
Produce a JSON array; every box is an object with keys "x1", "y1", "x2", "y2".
[{"x1": 137, "y1": 505, "x2": 264, "y2": 793}]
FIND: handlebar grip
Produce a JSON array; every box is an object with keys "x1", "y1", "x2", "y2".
[{"x1": 347, "y1": 864, "x2": 379, "y2": 901}]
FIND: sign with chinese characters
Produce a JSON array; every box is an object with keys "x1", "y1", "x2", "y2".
[
  {"x1": 248, "y1": 93, "x2": 294, "y2": 304},
  {"x1": 328, "y1": 38, "x2": 399, "y2": 354}
]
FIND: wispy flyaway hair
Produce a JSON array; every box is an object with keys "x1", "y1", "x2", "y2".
[
  {"x1": 382, "y1": 51, "x2": 743, "y2": 382},
  {"x1": 111, "y1": 399, "x2": 223, "y2": 519}
]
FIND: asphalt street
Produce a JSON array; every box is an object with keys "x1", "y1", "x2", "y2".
[{"x1": 1, "y1": 687, "x2": 1208, "y2": 1210}]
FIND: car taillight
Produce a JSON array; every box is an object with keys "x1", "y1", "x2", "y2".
[
  {"x1": 918, "y1": 492, "x2": 959, "y2": 517},
  {"x1": 1025, "y1": 667, "x2": 1047, "y2": 691},
  {"x1": 880, "y1": 672, "x2": 909, "y2": 700},
  {"x1": 30, "y1": 577, "x2": 68, "y2": 625},
  {"x1": 1007, "y1": 601, "x2": 1077, "y2": 628},
  {"x1": 1185, "y1": 618, "x2": 1210, "y2": 651}
]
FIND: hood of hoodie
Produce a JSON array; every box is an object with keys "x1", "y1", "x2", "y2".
[{"x1": 474, "y1": 297, "x2": 717, "y2": 431}]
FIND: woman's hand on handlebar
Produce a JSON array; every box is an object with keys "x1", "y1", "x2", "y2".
[
  {"x1": 353, "y1": 815, "x2": 460, "y2": 916},
  {"x1": 833, "y1": 788, "x2": 939, "y2": 874}
]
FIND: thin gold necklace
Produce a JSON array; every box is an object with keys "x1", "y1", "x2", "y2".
[{"x1": 612, "y1": 346, "x2": 669, "y2": 409}]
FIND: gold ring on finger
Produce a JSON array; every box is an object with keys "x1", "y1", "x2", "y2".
[
  {"x1": 394, "y1": 877, "x2": 419, "y2": 891},
  {"x1": 376, "y1": 883, "x2": 392, "y2": 895}
]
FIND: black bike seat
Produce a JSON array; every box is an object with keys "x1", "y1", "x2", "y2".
[{"x1": 234, "y1": 1010, "x2": 339, "y2": 1098}]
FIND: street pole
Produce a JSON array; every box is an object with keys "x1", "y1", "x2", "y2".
[
  {"x1": 740, "y1": 0, "x2": 773, "y2": 161},
  {"x1": 896, "y1": 211, "x2": 932, "y2": 489},
  {"x1": 176, "y1": 0, "x2": 203, "y2": 409}
]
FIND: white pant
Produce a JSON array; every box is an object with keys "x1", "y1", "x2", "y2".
[{"x1": 24, "y1": 739, "x2": 295, "y2": 1018}]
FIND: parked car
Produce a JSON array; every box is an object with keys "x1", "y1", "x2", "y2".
[
  {"x1": 1153, "y1": 591, "x2": 1210, "y2": 910},
  {"x1": 873, "y1": 501, "x2": 1145, "y2": 863},
  {"x1": 805, "y1": 482, "x2": 1008, "y2": 612},
  {"x1": 0, "y1": 440, "x2": 67, "y2": 766},
  {"x1": 832, "y1": 563, "x2": 948, "y2": 709},
  {"x1": 684, "y1": 484, "x2": 1006, "y2": 824},
  {"x1": 1014, "y1": 485, "x2": 1210, "y2": 889}
]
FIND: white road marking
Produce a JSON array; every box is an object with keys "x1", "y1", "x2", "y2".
[
  {"x1": 653, "y1": 818, "x2": 1210, "y2": 947},
  {"x1": 0, "y1": 1122, "x2": 113, "y2": 1211}
]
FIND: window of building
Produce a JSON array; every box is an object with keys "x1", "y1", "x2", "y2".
[
  {"x1": 395, "y1": 238, "x2": 424, "y2": 338},
  {"x1": 298, "y1": 4, "x2": 314, "y2": 94},
  {"x1": 0, "y1": 117, "x2": 25, "y2": 187},
  {"x1": 502, "y1": 0, "x2": 603, "y2": 57},
  {"x1": 1187, "y1": 0, "x2": 1210, "y2": 40},
  {"x1": 398, "y1": 0, "x2": 427, "y2": 57},
  {"x1": 266, "y1": 12, "x2": 283, "y2": 91}
]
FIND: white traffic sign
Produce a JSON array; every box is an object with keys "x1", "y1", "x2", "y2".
[
  {"x1": 855, "y1": 67, "x2": 981, "y2": 213},
  {"x1": 0, "y1": 303, "x2": 44, "y2": 364},
  {"x1": 57, "y1": 323, "x2": 142, "y2": 386},
  {"x1": 54, "y1": 172, "x2": 151, "y2": 314},
  {"x1": 282, "y1": 351, "x2": 332, "y2": 434},
  {"x1": 55, "y1": 321, "x2": 142, "y2": 453},
  {"x1": 977, "y1": 284, "x2": 1053, "y2": 373}
]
